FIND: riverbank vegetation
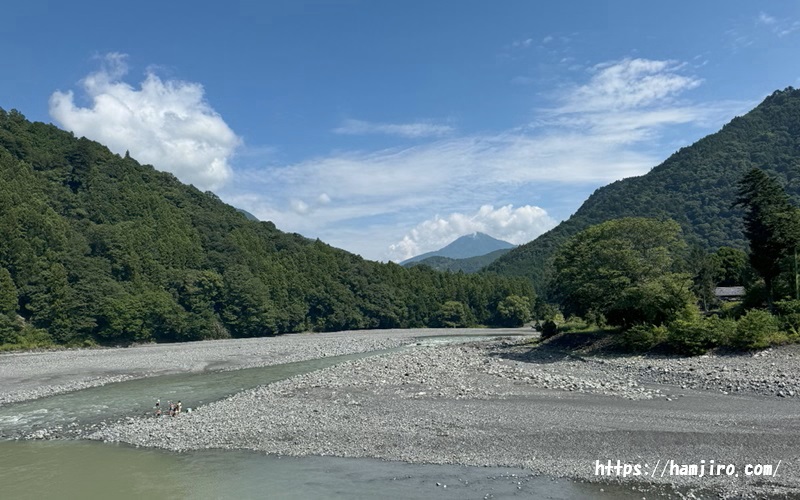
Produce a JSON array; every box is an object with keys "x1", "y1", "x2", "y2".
[{"x1": 535, "y1": 168, "x2": 800, "y2": 355}]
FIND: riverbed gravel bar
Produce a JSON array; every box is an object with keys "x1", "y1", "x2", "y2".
[
  {"x1": 0, "y1": 328, "x2": 483, "y2": 406},
  {"x1": 80, "y1": 335, "x2": 800, "y2": 498}
]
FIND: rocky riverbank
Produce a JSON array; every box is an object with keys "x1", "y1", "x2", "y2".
[
  {"x1": 0, "y1": 328, "x2": 467, "y2": 406},
  {"x1": 88, "y1": 336, "x2": 800, "y2": 499}
]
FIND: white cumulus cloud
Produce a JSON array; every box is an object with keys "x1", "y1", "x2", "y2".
[
  {"x1": 387, "y1": 205, "x2": 557, "y2": 262},
  {"x1": 49, "y1": 53, "x2": 241, "y2": 191}
]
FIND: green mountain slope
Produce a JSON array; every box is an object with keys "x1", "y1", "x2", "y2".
[
  {"x1": 0, "y1": 109, "x2": 533, "y2": 346},
  {"x1": 485, "y1": 87, "x2": 800, "y2": 292},
  {"x1": 405, "y1": 248, "x2": 512, "y2": 273}
]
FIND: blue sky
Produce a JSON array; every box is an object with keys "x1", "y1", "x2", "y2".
[{"x1": 3, "y1": 1, "x2": 800, "y2": 261}]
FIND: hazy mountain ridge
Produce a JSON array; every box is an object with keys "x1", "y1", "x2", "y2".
[
  {"x1": 400, "y1": 232, "x2": 514, "y2": 265},
  {"x1": 404, "y1": 248, "x2": 512, "y2": 273}
]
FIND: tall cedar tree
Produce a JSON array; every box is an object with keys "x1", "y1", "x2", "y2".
[{"x1": 735, "y1": 168, "x2": 800, "y2": 305}]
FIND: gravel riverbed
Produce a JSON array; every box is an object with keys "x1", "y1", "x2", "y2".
[
  {"x1": 83, "y1": 335, "x2": 800, "y2": 499},
  {"x1": 0, "y1": 329, "x2": 449, "y2": 406}
]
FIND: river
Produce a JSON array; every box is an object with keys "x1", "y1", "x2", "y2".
[{"x1": 0, "y1": 336, "x2": 672, "y2": 499}]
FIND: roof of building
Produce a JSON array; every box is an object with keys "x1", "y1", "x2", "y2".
[{"x1": 714, "y1": 286, "x2": 745, "y2": 297}]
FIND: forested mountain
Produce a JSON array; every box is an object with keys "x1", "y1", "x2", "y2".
[
  {"x1": 0, "y1": 109, "x2": 533, "y2": 346},
  {"x1": 486, "y1": 87, "x2": 800, "y2": 293},
  {"x1": 404, "y1": 248, "x2": 511, "y2": 273},
  {"x1": 401, "y1": 232, "x2": 514, "y2": 265},
  {"x1": 236, "y1": 208, "x2": 259, "y2": 222}
]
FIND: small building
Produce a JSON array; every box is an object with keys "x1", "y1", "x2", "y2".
[{"x1": 714, "y1": 286, "x2": 745, "y2": 302}]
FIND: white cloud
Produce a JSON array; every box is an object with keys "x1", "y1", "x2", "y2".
[
  {"x1": 511, "y1": 38, "x2": 534, "y2": 49},
  {"x1": 758, "y1": 12, "x2": 777, "y2": 26},
  {"x1": 49, "y1": 53, "x2": 241, "y2": 191},
  {"x1": 560, "y1": 58, "x2": 702, "y2": 113},
  {"x1": 223, "y1": 57, "x2": 749, "y2": 261},
  {"x1": 750, "y1": 12, "x2": 800, "y2": 38},
  {"x1": 387, "y1": 205, "x2": 557, "y2": 261},
  {"x1": 333, "y1": 118, "x2": 454, "y2": 138}
]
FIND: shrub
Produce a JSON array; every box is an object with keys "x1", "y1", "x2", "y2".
[
  {"x1": 702, "y1": 316, "x2": 737, "y2": 346},
  {"x1": 718, "y1": 301, "x2": 743, "y2": 320},
  {"x1": 729, "y1": 309, "x2": 780, "y2": 350},
  {"x1": 663, "y1": 315, "x2": 733, "y2": 356},
  {"x1": 666, "y1": 319, "x2": 716, "y2": 356},
  {"x1": 540, "y1": 319, "x2": 558, "y2": 339},
  {"x1": 774, "y1": 300, "x2": 800, "y2": 315},
  {"x1": 775, "y1": 300, "x2": 800, "y2": 336},
  {"x1": 620, "y1": 324, "x2": 668, "y2": 352},
  {"x1": 560, "y1": 316, "x2": 590, "y2": 333}
]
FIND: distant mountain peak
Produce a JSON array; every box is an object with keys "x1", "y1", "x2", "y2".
[{"x1": 400, "y1": 232, "x2": 514, "y2": 265}]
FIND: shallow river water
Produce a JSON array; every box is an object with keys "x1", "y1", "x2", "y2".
[{"x1": 0, "y1": 336, "x2": 675, "y2": 499}]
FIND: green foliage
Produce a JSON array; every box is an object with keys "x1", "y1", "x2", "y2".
[
  {"x1": 735, "y1": 168, "x2": 800, "y2": 304},
  {"x1": 665, "y1": 316, "x2": 734, "y2": 356},
  {"x1": 435, "y1": 301, "x2": 472, "y2": 328},
  {"x1": 0, "y1": 108, "x2": 535, "y2": 347},
  {"x1": 0, "y1": 267, "x2": 17, "y2": 316},
  {"x1": 486, "y1": 88, "x2": 800, "y2": 294},
  {"x1": 731, "y1": 309, "x2": 781, "y2": 350},
  {"x1": 496, "y1": 295, "x2": 532, "y2": 327},
  {"x1": 686, "y1": 245, "x2": 721, "y2": 311},
  {"x1": 405, "y1": 248, "x2": 512, "y2": 273},
  {"x1": 560, "y1": 316, "x2": 595, "y2": 332},
  {"x1": 539, "y1": 319, "x2": 558, "y2": 339},
  {"x1": 620, "y1": 324, "x2": 668, "y2": 352},
  {"x1": 713, "y1": 247, "x2": 750, "y2": 286},
  {"x1": 532, "y1": 299, "x2": 559, "y2": 321},
  {"x1": 775, "y1": 300, "x2": 800, "y2": 335},
  {"x1": 607, "y1": 274, "x2": 697, "y2": 327},
  {"x1": 550, "y1": 217, "x2": 696, "y2": 327},
  {"x1": 0, "y1": 314, "x2": 52, "y2": 350}
]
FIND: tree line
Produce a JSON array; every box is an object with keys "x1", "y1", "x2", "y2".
[
  {"x1": 0, "y1": 109, "x2": 533, "y2": 349},
  {"x1": 539, "y1": 167, "x2": 800, "y2": 354}
]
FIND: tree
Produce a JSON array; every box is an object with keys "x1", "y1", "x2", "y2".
[
  {"x1": 435, "y1": 301, "x2": 471, "y2": 328},
  {"x1": 551, "y1": 218, "x2": 695, "y2": 327},
  {"x1": 0, "y1": 267, "x2": 17, "y2": 316},
  {"x1": 713, "y1": 247, "x2": 749, "y2": 286},
  {"x1": 686, "y1": 245, "x2": 721, "y2": 311},
  {"x1": 735, "y1": 168, "x2": 800, "y2": 306},
  {"x1": 496, "y1": 295, "x2": 532, "y2": 327}
]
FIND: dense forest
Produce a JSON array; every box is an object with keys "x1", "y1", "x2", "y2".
[
  {"x1": 405, "y1": 248, "x2": 511, "y2": 274},
  {"x1": 0, "y1": 109, "x2": 534, "y2": 348},
  {"x1": 486, "y1": 87, "x2": 800, "y2": 295}
]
